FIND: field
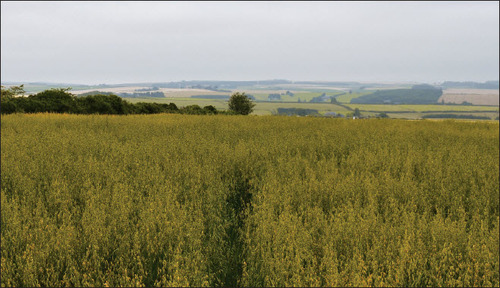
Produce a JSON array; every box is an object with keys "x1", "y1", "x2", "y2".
[
  {"x1": 344, "y1": 104, "x2": 499, "y2": 120},
  {"x1": 334, "y1": 91, "x2": 372, "y2": 104},
  {"x1": 71, "y1": 88, "x2": 231, "y2": 98},
  {"x1": 9, "y1": 82, "x2": 498, "y2": 120},
  {"x1": 345, "y1": 104, "x2": 499, "y2": 113},
  {"x1": 124, "y1": 97, "x2": 499, "y2": 119},
  {"x1": 439, "y1": 89, "x2": 499, "y2": 106},
  {"x1": 1, "y1": 113, "x2": 499, "y2": 287}
]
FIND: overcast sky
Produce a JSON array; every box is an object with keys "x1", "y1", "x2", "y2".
[{"x1": 1, "y1": 1, "x2": 499, "y2": 85}]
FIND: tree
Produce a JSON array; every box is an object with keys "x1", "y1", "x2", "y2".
[
  {"x1": 1, "y1": 84, "x2": 25, "y2": 100},
  {"x1": 228, "y1": 92, "x2": 255, "y2": 115},
  {"x1": 30, "y1": 88, "x2": 76, "y2": 113},
  {"x1": 353, "y1": 108, "x2": 361, "y2": 117}
]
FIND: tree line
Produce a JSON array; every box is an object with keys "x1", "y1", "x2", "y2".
[{"x1": 0, "y1": 85, "x2": 255, "y2": 115}]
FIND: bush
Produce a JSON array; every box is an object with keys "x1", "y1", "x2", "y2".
[
  {"x1": 203, "y1": 105, "x2": 218, "y2": 115},
  {"x1": 377, "y1": 112, "x2": 389, "y2": 118},
  {"x1": 182, "y1": 105, "x2": 205, "y2": 115},
  {"x1": 0, "y1": 99, "x2": 21, "y2": 114}
]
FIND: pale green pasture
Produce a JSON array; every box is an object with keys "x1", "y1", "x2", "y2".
[{"x1": 335, "y1": 92, "x2": 372, "y2": 103}]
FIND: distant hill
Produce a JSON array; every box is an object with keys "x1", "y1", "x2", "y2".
[
  {"x1": 440, "y1": 81, "x2": 499, "y2": 89},
  {"x1": 350, "y1": 84, "x2": 443, "y2": 104}
]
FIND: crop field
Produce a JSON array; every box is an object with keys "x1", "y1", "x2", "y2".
[
  {"x1": 241, "y1": 92, "x2": 340, "y2": 102},
  {"x1": 346, "y1": 104, "x2": 499, "y2": 113},
  {"x1": 334, "y1": 92, "x2": 373, "y2": 104},
  {"x1": 253, "y1": 102, "x2": 350, "y2": 115},
  {"x1": 439, "y1": 89, "x2": 499, "y2": 106},
  {"x1": 396, "y1": 105, "x2": 499, "y2": 112},
  {"x1": 1, "y1": 113, "x2": 498, "y2": 287}
]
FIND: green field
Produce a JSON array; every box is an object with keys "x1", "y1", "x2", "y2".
[
  {"x1": 1, "y1": 114, "x2": 499, "y2": 287},
  {"x1": 334, "y1": 91, "x2": 372, "y2": 103}
]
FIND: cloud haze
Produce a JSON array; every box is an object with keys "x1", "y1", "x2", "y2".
[{"x1": 1, "y1": 1, "x2": 499, "y2": 84}]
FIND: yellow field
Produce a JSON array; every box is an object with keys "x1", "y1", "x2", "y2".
[{"x1": 1, "y1": 114, "x2": 498, "y2": 287}]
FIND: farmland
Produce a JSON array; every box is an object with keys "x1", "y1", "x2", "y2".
[
  {"x1": 6, "y1": 81, "x2": 498, "y2": 120},
  {"x1": 1, "y1": 113, "x2": 498, "y2": 287},
  {"x1": 439, "y1": 89, "x2": 499, "y2": 106},
  {"x1": 124, "y1": 97, "x2": 499, "y2": 119}
]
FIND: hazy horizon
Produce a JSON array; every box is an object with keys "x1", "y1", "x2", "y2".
[{"x1": 2, "y1": 1, "x2": 499, "y2": 85}]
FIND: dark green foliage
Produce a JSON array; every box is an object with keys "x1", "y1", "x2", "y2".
[
  {"x1": 76, "y1": 94, "x2": 136, "y2": 114},
  {"x1": 377, "y1": 112, "x2": 389, "y2": 118},
  {"x1": 203, "y1": 105, "x2": 218, "y2": 115},
  {"x1": 182, "y1": 105, "x2": 205, "y2": 115},
  {"x1": 351, "y1": 85, "x2": 443, "y2": 104},
  {"x1": 268, "y1": 93, "x2": 281, "y2": 101},
  {"x1": 228, "y1": 92, "x2": 255, "y2": 115},
  {"x1": 134, "y1": 102, "x2": 167, "y2": 114},
  {"x1": 133, "y1": 102, "x2": 179, "y2": 114},
  {"x1": 353, "y1": 108, "x2": 361, "y2": 117},
  {"x1": 29, "y1": 88, "x2": 78, "y2": 113}
]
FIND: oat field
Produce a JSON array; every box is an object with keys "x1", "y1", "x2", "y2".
[{"x1": 1, "y1": 113, "x2": 498, "y2": 287}]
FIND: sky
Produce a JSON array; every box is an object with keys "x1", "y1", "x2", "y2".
[{"x1": 1, "y1": 1, "x2": 499, "y2": 85}]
